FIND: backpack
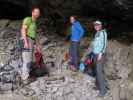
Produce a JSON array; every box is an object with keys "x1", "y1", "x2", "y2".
[
  {"x1": 29, "y1": 50, "x2": 49, "y2": 77},
  {"x1": 83, "y1": 52, "x2": 96, "y2": 77}
]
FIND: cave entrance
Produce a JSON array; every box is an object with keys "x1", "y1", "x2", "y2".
[{"x1": 0, "y1": 1, "x2": 29, "y2": 20}]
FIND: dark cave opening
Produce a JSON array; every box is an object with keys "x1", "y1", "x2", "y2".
[
  {"x1": 0, "y1": 1, "x2": 132, "y2": 44},
  {"x1": 0, "y1": 1, "x2": 29, "y2": 20}
]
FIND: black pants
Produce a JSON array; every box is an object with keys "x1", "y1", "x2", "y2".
[
  {"x1": 69, "y1": 41, "x2": 80, "y2": 69},
  {"x1": 93, "y1": 53, "x2": 107, "y2": 95}
]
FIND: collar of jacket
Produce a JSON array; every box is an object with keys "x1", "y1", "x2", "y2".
[{"x1": 72, "y1": 21, "x2": 78, "y2": 25}]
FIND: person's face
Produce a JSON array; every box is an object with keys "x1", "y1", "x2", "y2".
[
  {"x1": 94, "y1": 24, "x2": 102, "y2": 31},
  {"x1": 70, "y1": 17, "x2": 76, "y2": 24},
  {"x1": 32, "y1": 8, "x2": 40, "y2": 19}
]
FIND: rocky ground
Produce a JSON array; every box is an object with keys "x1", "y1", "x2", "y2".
[{"x1": 0, "y1": 20, "x2": 133, "y2": 100}]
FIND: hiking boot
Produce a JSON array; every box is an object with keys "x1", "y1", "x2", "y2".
[
  {"x1": 21, "y1": 72, "x2": 29, "y2": 82},
  {"x1": 22, "y1": 80, "x2": 30, "y2": 86},
  {"x1": 44, "y1": 75, "x2": 49, "y2": 80},
  {"x1": 97, "y1": 87, "x2": 108, "y2": 97},
  {"x1": 22, "y1": 77, "x2": 36, "y2": 86},
  {"x1": 93, "y1": 86, "x2": 99, "y2": 90},
  {"x1": 98, "y1": 91, "x2": 107, "y2": 97},
  {"x1": 93, "y1": 81, "x2": 100, "y2": 90},
  {"x1": 69, "y1": 65, "x2": 77, "y2": 72}
]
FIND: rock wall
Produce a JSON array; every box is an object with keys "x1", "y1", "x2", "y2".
[{"x1": 0, "y1": 22, "x2": 133, "y2": 99}]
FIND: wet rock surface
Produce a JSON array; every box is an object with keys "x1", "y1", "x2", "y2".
[{"x1": 0, "y1": 20, "x2": 133, "y2": 100}]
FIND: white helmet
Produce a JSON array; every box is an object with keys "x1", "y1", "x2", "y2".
[{"x1": 94, "y1": 20, "x2": 102, "y2": 25}]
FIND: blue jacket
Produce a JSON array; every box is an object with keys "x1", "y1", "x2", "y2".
[
  {"x1": 91, "y1": 29, "x2": 107, "y2": 54},
  {"x1": 71, "y1": 21, "x2": 84, "y2": 42}
]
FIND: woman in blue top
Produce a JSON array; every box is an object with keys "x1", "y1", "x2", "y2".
[{"x1": 69, "y1": 16, "x2": 84, "y2": 71}]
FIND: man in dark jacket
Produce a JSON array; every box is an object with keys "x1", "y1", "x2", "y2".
[{"x1": 69, "y1": 16, "x2": 84, "y2": 71}]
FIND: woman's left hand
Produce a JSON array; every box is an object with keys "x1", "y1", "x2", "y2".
[{"x1": 97, "y1": 53, "x2": 102, "y2": 61}]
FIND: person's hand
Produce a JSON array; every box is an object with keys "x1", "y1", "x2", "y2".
[
  {"x1": 24, "y1": 42, "x2": 29, "y2": 49},
  {"x1": 86, "y1": 48, "x2": 92, "y2": 52},
  {"x1": 64, "y1": 40, "x2": 69, "y2": 45},
  {"x1": 35, "y1": 44, "x2": 41, "y2": 52},
  {"x1": 97, "y1": 53, "x2": 102, "y2": 61}
]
